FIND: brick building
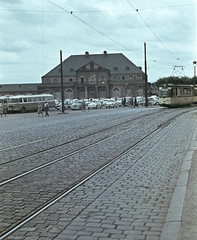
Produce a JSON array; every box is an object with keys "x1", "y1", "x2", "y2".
[{"x1": 38, "y1": 51, "x2": 149, "y2": 100}]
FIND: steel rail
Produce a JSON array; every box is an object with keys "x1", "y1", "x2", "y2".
[{"x1": 0, "y1": 110, "x2": 186, "y2": 240}]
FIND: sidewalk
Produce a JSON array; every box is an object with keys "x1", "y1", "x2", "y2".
[{"x1": 161, "y1": 120, "x2": 197, "y2": 240}]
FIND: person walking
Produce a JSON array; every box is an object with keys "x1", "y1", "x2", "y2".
[
  {"x1": 0, "y1": 103, "x2": 3, "y2": 117},
  {"x1": 81, "y1": 100, "x2": 86, "y2": 112},
  {"x1": 44, "y1": 101, "x2": 49, "y2": 116},
  {"x1": 37, "y1": 103, "x2": 43, "y2": 117},
  {"x1": 3, "y1": 104, "x2": 7, "y2": 116}
]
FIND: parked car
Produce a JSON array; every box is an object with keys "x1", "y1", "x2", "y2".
[
  {"x1": 71, "y1": 101, "x2": 82, "y2": 110},
  {"x1": 149, "y1": 97, "x2": 159, "y2": 105},
  {"x1": 105, "y1": 99, "x2": 118, "y2": 108},
  {"x1": 88, "y1": 101, "x2": 98, "y2": 109},
  {"x1": 64, "y1": 99, "x2": 73, "y2": 109},
  {"x1": 116, "y1": 98, "x2": 123, "y2": 107}
]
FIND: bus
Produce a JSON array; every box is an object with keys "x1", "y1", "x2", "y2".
[
  {"x1": 7, "y1": 94, "x2": 55, "y2": 113},
  {"x1": 0, "y1": 95, "x2": 11, "y2": 104}
]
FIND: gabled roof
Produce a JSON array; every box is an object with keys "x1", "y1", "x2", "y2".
[{"x1": 43, "y1": 52, "x2": 144, "y2": 78}]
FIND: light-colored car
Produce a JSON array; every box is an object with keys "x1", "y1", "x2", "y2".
[
  {"x1": 105, "y1": 99, "x2": 118, "y2": 108},
  {"x1": 149, "y1": 96, "x2": 159, "y2": 105},
  {"x1": 71, "y1": 101, "x2": 82, "y2": 110},
  {"x1": 88, "y1": 101, "x2": 98, "y2": 109},
  {"x1": 116, "y1": 98, "x2": 122, "y2": 107},
  {"x1": 64, "y1": 99, "x2": 73, "y2": 109}
]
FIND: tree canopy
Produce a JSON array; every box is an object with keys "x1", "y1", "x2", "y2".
[{"x1": 155, "y1": 76, "x2": 197, "y2": 87}]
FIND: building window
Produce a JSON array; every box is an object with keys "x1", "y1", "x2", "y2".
[
  {"x1": 81, "y1": 77, "x2": 84, "y2": 85},
  {"x1": 70, "y1": 68, "x2": 74, "y2": 72},
  {"x1": 125, "y1": 66, "x2": 130, "y2": 70},
  {"x1": 122, "y1": 76, "x2": 125, "y2": 80},
  {"x1": 70, "y1": 78, "x2": 72, "y2": 82},
  {"x1": 65, "y1": 88, "x2": 73, "y2": 99},
  {"x1": 112, "y1": 87, "x2": 120, "y2": 97},
  {"x1": 114, "y1": 66, "x2": 118, "y2": 71}
]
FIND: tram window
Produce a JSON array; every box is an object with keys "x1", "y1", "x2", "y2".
[{"x1": 180, "y1": 88, "x2": 191, "y2": 96}]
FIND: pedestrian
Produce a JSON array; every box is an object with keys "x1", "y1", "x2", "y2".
[
  {"x1": 123, "y1": 97, "x2": 126, "y2": 107},
  {"x1": 0, "y1": 103, "x2": 3, "y2": 117},
  {"x1": 133, "y1": 97, "x2": 137, "y2": 108},
  {"x1": 44, "y1": 101, "x2": 49, "y2": 116},
  {"x1": 129, "y1": 98, "x2": 133, "y2": 108},
  {"x1": 81, "y1": 100, "x2": 86, "y2": 112},
  {"x1": 37, "y1": 103, "x2": 43, "y2": 117},
  {"x1": 3, "y1": 104, "x2": 7, "y2": 116}
]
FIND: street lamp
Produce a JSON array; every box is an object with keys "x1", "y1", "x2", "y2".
[{"x1": 193, "y1": 61, "x2": 197, "y2": 86}]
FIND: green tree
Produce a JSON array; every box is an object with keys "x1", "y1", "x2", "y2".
[{"x1": 155, "y1": 76, "x2": 194, "y2": 87}]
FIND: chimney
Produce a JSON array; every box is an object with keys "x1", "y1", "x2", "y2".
[
  {"x1": 85, "y1": 51, "x2": 89, "y2": 56},
  {"x1": 103, "y1": 50, "x2": 107, "y2": 55}
]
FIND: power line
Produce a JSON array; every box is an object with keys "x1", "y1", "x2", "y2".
[
  {"x1": 46, "y1": 0, "x2": 183, "y2": 69},
  {"x1": 126, "y1": 0, "x2": 180, "y2": 60},
  {"x1": 47, "y1": 0, "x2": 142, "y2": 57}
]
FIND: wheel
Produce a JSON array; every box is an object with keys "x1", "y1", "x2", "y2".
[{"x1": 21, "y1": 107, "x2": 26, "y2": 113}]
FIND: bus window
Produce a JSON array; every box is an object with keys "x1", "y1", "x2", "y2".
[
  {"x1": 36, "y1": 97, "x2": 41, "y2": 101},
  {"x1": 19, "y1": 98, "x2": 22, "y2": 103},
  {"x1": 28, "y1": 98, "x2": 32, "y2": 102},
  {"x1": 41, "y1": 97, "x2": 45, "y2": 101},
  {"x1": 23, "y1": 98, "x2": 27, "y2": 102},
  {"x1": 10, "y1": 98, "x2": 18, "y2": 103}
]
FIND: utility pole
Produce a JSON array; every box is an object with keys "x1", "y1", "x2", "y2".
[
  {"x1": 193, "y1": 61, "x2": 197, "y2": 86},
  {"x1": 60, "y1": 50, "x2": 65, "y2": 113},
  {"x1": 144, "y1": 42, "x2": 148, "y2": 107}
]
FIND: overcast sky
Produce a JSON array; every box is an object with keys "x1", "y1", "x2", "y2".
[{"x1": 0, "y1": 0, "x2": 196, "y2": 84}]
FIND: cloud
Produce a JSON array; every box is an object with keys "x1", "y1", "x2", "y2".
[
  {"x1": 0, "y1": 52, "x2": 21, "y2": 65},
  {"x1": 0, "y1": 0, "x2": 196, "y2": 84}
]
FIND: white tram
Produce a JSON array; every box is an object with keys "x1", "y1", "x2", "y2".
[
  {"x1": 159, "y1": 84, "x2": 194, "y2": 107},
  {"x1": 7, "y1": 94, "x2": 55, "y2": 113}
]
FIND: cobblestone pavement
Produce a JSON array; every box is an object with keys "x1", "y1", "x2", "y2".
[{"x1": 2, "y1": 108, "x2": 197, "y2": 240}]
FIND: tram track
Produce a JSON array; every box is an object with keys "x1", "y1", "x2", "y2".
[
  {"x1": 0, "y1": 109, "x2": 163, "y2": 164},
  {"x1": 0, "y1": 108, "x2": 184, "y2": 167},
  {"x1": 0, "y1": 108, "x2": 190, "y2": 239},
  {"x1": 0, "y1": 109, "x2": 188, "y2": 184}
]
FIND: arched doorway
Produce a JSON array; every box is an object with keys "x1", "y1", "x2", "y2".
[
  {"x1": 125, "y1": 88, "x2": 132, "y2": 97},
  {"x1": 112, "y1": 87, "x2": 120, "y2": 98},
  {"x1": 89, "y1": 88, "x2": 96, "y2": 99},
  {"x1": 54, "y1": 90, "x2": 61, "y2": 100},
  {"x1": 79, "y1": 88, "x2": 85, "y2": 99},
  {"x1": 136, "y1": 87, "x2": 143, "y2": 96},
  {"x1": 65, "y1": 88, "x2": 73, "y2": 99},
  {"x1": 99, "y1": 87, "x2": 107, "y2": 98}
]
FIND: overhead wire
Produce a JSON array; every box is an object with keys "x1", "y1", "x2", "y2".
[
  {"x1": 46, "y1": 0, "x2": 191, "y2": 70},
  {"x1": 126, "y1": 0, "x2": 180, "y2": 60},
  {"x1": 47, "y1": 0, "x2": 144, "y2": 57}
]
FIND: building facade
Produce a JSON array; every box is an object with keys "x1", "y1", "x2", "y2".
[
  {"x1": 0, "y1": 84, "x2": 40, "y2": 96},
  {"x1": 39, "y1": 51, "x2": 148, "y2": 100}
]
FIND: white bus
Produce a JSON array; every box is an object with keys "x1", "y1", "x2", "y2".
[
  {"x1": 0, "y1": 95, "x2": 11, "y2": 104},
  {"x1": 7, "y1": 94, "x2": 55, "y2": 113}
]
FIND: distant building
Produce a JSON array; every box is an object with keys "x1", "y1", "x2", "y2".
[
  {"x1": 39, "y1": 51, "x2": 149, "y2": 100},
  {"x1": 0, "y1": 84, "x2": 40, "y2": 96}
]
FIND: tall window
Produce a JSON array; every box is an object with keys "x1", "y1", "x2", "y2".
[{"x1": 112, "y1": 88, "x2": 120, "y2": 97}]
